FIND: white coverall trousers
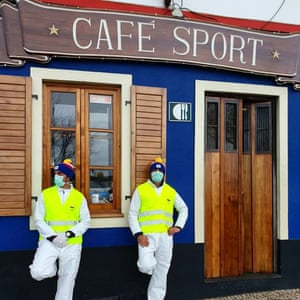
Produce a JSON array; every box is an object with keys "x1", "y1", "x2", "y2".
[
  {"x1": 137, "y1": 232, "x2": 173, "y2": 300},
  {"x1": 29, "y1": 239, "x2": 82, "y2": 300}
]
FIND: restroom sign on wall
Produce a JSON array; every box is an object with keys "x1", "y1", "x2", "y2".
[{"x1": 169, "y1": 102, "x2": 192, "y2": 122}]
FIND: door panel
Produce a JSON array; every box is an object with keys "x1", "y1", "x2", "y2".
[
  {"x1": 221, "y1": 152, "x2": 241, "y2": 276},
  {"x1": 205, "y1": 98, "x2": 242, "y2": 278},
  {"x1": 252, "y1": 152, "x2": 273, "y2": 272},
  {"x1": 221, "y1": 99, "x2": 242, "y2": 277},
  {"x1": 251, "y1": 103, "x2": 273, "y2": 273},
  {"x1": 205, "y1": 152, "x2": 221, "y2": 278},
  {"x1": 242, "y1": 153, "x2": 252, "y2": 272}
]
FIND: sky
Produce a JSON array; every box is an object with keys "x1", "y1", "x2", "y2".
[{"x1": 106, "y1": 0, "x2": 300, "y2": 25}]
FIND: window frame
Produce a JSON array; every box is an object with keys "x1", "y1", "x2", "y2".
[
  {"x1": 43, "y1": 83, "x2": 122, "y2": 216},
  {"x1": 255, "y1": 103, "x2": 272, "y2": 154},
  {"x1": 195, "y1": 80, "x2": 288, "y2": 243},
  {"x1": 30, "y1": 67, "x2": 132, "y2": 228}
]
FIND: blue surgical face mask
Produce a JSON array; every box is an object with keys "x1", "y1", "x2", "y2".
[
  {"x1": 151, "y1": 171, "x2": 164, "y2": 183},
  {"x1": 54, "y1": 174, "x2": 65, "y2": 188}
]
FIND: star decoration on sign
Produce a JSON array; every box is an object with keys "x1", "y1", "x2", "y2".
[
  {"x1": 272, "y1": 50, "x2": 280, "y2": 60},
  {"x1": 48, "y1": 24, "x2": 59, "y2": 36}
]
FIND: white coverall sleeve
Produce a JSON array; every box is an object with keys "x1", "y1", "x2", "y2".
[
  {"x1": 173, "y1": 193, "x2": 188, "y2": 229},
  {"x1": 33, "y1": 193, "x2": 56, "y2": 239},
  {"x1": 128, "y1": 189, "x2": 142, "y2": 236},
  {"x1": 69, "y1": 197, "x2": 91, "y2": 236}
]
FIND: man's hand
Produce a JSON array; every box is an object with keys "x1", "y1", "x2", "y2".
[
  {"x1": 137, "y1": 235, "x2": 149, "y2": 247},
  {"x1": 168, "y1": 226, "x2": 181, "y2": 236},
  {"x1": 52, "y1": 233, "x2": 67, "y2": 248}
]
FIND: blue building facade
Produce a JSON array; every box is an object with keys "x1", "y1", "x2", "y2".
[{"x1": 0, "y1": 1, "x2": 300, "y2": 299}]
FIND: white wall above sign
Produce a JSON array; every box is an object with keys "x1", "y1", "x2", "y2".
[{"x1": 106, "y1": 0, "x2": 299, "y2": 26}]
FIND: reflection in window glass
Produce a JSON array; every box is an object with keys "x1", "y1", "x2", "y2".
[
  {"x1": 90, "y1": 132, "x2": 112, "y2": 166},
  {"x1": 256, "y1": 105, "x2": 271, "y2": 153},
  {"x1": 243, "y1": 105, "x2": 250, "y2": 153},
  {"x1": 206, "y1": 101, "x2": 219, "y2": 150},
  {"x1": 51, "y1": 92, "x2": 76, "y2": 128},
  {"x1": 89, "y1": 94, "x2": 112, "y2": 129},
  {"x1": 225, "y1": 103, "x2": 237, "y2": 152},
  {"x1": 89, "y1": 169, "x2": 113, "y2": 204},
  {"x1": 45, "y1": 83, "x2": 122, "y2": 214},
  {"x1": 51, "y1": 131, "x2": 75, "y2": 165}
]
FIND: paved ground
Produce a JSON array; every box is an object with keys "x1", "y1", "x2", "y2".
[{"x1": 202, "y1": 289, "x2": 300, "y2": 299}]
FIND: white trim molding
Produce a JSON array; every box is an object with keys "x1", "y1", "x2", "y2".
[
  {"x1": 30, "y1": 67, "x2": 132, "y2": 229},
  {"x1": 194, "y1": 80, "x2": 288, "y2": 243}
]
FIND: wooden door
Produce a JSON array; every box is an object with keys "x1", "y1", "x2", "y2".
[
  {"x1": 205, "y1": 96, "x2": 274, "y2": 278},
  {"x1": 242, "y1": 102, "x2": 273, "y2": 273}
]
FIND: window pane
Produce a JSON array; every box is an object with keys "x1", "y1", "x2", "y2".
[
  {"x1": 206, "y1": 102, "x2": 219, "y2": 150},
  {"x1": 90, "y1": 132, "x2": 112, "y2": 166},
  {"x1": 207, "y1": 127, "x2": 218, "y2": 149},
  {"x1": 243, "y1": 105, "x2": 250, "y2": 153},
  {"x1": 90, "y1": 169, "x2": 113, "y2": 204},
  {"x1": 89, "y1": 94, "x2": 112, "y2": 129},
  {"x1": 225, "y1": 103, "x2": 237, "y2": 151},
  {"x1": 256, "y1": 105, "x2": 271, "y2": 153},
  {"x1": 51, "y1": 130, "x2": 76, "y2": 165},
  {"x1": 45, "y1": 83, "x2": 122, "y2": 215},
  {"x1": 51, "y1": 92, "x2": 76, "y2": 128}
]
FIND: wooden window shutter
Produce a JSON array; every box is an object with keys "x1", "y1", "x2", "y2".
[
  {"x1": 0, "y1": 75, "x2": 32, "y2": 216},
  {"x1": 131, "y1": 85, "x2": 166, "y2": 193}
]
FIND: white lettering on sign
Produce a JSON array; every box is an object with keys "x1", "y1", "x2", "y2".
[
  {"x1": 211, "y1": 32, "x2": 226, "y2": 60},
  {"x1": 193, "y1": 29, "x2": 209, "y2": 57},
  {"x1": 248, "y1": 38, "x2": 264, "y2": 66},
  {"x1": 96, "y1": 19, "x2": 113, "y2": 49},
  {"x1": 172, "y1": 25, "x2": 263, "y2": 66},
  {"x1": 137, "y1": 21, "x2": 155, "y2": 53},
  {"x1": 229, "y1": 34, "x2": 246, "y2": 64},
  {"x1": 116, "y1": 20, "x2": 134, "y2": 50},
  {"x1": 72, "y1": 17, "x2": 264, "y2": 66},
  {"x1": 73, "y1": 18, "x2": 92, "y2": 49},
  {"x1": 173, "y1": 26, "x2": 190, "y2": 55},
  {"x1": 73, "y1": 17, "x2": 155, "y2": 53}
]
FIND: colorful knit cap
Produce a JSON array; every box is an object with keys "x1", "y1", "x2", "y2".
[
  {"x1": 149, "y1": 157, "x2": 166, "y2": 174},
  {"x1": 54, "y1": 159, "x2": 75, "y2": 179}
]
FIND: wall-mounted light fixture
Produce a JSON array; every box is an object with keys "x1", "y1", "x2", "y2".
[
  {"x1": 165, "y1": 0, "x2": 184, "y2": 18},
  {"x1": 171, "y1": 4, "x2": 183, "y2": 17}
]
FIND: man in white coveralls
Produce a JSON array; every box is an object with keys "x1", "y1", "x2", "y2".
[
  {"x1": 128, "y1": 157, "x2": 188, "y2": 300},
  {"x1": 30, "y1": 159, "x2": 91, "y2": 300}
]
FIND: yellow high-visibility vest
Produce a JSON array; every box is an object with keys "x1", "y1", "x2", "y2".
[
  {"x1": 137, "y1": 182, "x2": 176, "y2": 234},
  {"x1": 41, "y1": 186, "x2": 83, "y2": 245}
]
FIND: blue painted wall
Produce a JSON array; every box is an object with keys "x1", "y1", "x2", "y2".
[
  {"x1": 288, "y1": 88, "x2": 300, "y2": 239},
  {"x1": 0, "y1": 58, "x2": 297, "y2": 251}
]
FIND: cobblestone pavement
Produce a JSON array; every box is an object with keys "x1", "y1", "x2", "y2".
[{"x1": 202, "y1": 289, "x2": 300, "y2": 299}]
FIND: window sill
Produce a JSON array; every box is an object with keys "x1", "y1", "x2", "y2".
[{"x1": 91, "y1": 212, "x2": 124, "y2": 218}]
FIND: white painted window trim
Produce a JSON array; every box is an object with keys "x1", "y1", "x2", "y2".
[
  {"x1": 194, "y1": 80, "x2": 288, "y2": 243},
  {"x1": 30, "y1": 67, "x2": 132, "y2": 229}
]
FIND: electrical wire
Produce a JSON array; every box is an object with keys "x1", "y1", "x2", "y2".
[
  {"x1": 180, "y1": 8, "x2": 219, "y2": 22},
  {"x1": 170, "y1": 0, "x2": 287, "y2": 29},
  {"x1": 260, "y1": 0, "x2": 286, "y2": 30}
]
